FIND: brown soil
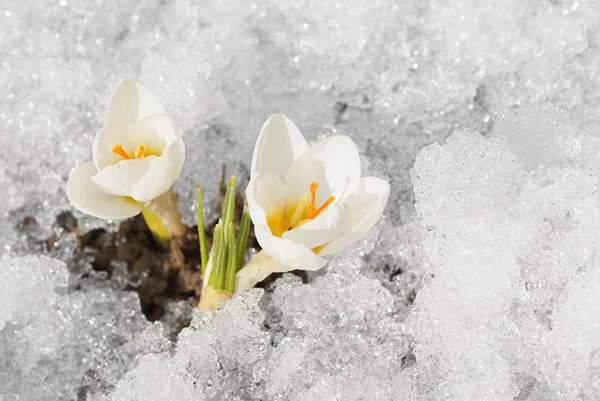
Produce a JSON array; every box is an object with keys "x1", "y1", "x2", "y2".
[
  {"x1": 78, "y1": 215, "x2": 206, "y2": 322},
  {"x1": 73, "y1": 182, "x2": 258, "y2": 322},
  {"x1": 19, "y1": 200, "x2": 302, "y2": 333},
  {"x1": 19, "y1": 171, "x2": 254, "y2": 327},
  {"x1": 17, "y1": 172, "x2": 299, "y2": 328}
]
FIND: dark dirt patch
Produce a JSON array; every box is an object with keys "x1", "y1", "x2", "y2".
[
  {"x1": 73, "y1": 182, "x2": 258, "y2": 322},
  {"x1": 30, "y1": 172, "x2": 259, "y2": 325},
  {"x1": 19, "y1": 170, "x2": 303, "y2": 329},
  {"x1": 79, "y1": 215, "x2": 206, "y2": 322}
]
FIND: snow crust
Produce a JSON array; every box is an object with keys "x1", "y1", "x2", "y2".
[{"x1": 2, "y1": 0, "x2": 600, "y2": 399}]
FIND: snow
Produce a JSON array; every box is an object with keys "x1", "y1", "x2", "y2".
[{"x1": 2, "y1": 0, "x2": 600, "y2": 399}]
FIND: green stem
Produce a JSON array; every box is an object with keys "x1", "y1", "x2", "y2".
[
  {"x1": 236, "y1": 201, "x2": 251, "y2": 271},
  {"x1": 208, "y1": 223, "x2": 223, "y2": 288},
  {"x1": 222, "y1": 176, "x2": 237, "y2": 239},
  {"x1": 225, "y1": 222, "x2": 237, "y2": 292},
  {"x1": 198, "y1": 172, "x2": 254, "y2": 310},
  {"x1": 196, "y1": 183, "x2": 209, "y2": 276},
  {"x1": 201, "y1": 175, "x2": 252, "y2": 299},
  {"x1": 216, "y1": 224, "x2": 227, "y2": 289}
]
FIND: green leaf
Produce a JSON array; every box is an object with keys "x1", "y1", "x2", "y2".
[
  {"x1": 208, "y1": 221, "x2": 223, "y2": 288},
  {"x1": 196, "y1": 183, "x2": 209, "y2": 276},
  {"x1": 225, "y1": 222, "x2": 238, "y2": 292},
  {"x1": 216, "y1": 219, "x2": 229, "y2": 289},
  {"x1": 222, "y1": 176, "x2": 237, "y2": 244},
  {"x1": 236, "y1": 201, "x2": 251, "y2": 271}
]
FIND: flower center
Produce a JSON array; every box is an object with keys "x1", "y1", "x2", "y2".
[
  {"x1": 112, "y1": 144, "x2": 146, "y2": 160},
  {"x1": 266, "y1": 181, "x2": 335, "y2": 238}
]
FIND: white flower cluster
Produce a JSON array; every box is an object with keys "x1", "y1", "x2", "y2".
[{"x1": 67, "y1": 78, "x2": 390, "y2": 306}]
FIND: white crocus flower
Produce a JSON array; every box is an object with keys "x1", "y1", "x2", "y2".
[
  {"x1": 236, "y1": 114, "x2": 390, "y2": 291},
  {"x1": 66, "y1": 77, "x2": 185, "y2": 221}
]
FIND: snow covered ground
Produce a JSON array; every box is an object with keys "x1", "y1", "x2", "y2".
[{"x1": 2, "y1": 0, "x2": 600, "y2": 399}]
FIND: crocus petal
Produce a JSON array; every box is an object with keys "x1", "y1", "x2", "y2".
[
  {"x1": 251, "y1": 113, "x2": 309, "y2": 181},
  {"x1": 91, "y1": 157, "x2": 156, "y2": 197},
  {"x1": 66, "y1": 161, "x2": 141, "y2": 219},
  {"x1": 246, "y1": 172, "x2": 288, "y2": 227},
  {"x1": 92, "y1": 115, "x2": 176, "y2": 171},
  {"x1": 130, "y1": 135, "x2": 185, "y2": 202},
  {"x1": 136, "y1": 114, "x2": 180, "y2": 145},
  {"x1": 245, "y1": 173, "x2": 327, "y2": 280},
  {"x1": 282, "y1": 202, "x2": 349, "y2": 249},
  {"x1": 103, "y1": 77, "x2": 166, "y2": 126},
  {"x1": 318, "y1": 177, "x2": 390, "y2": 256},
  {"x1": 92, "y1": 123, "x2": 135, "y2": 171},
  {"x1": 253, "y1": 223, "x2": 327, "y2": 272},
  {"x1": 235, "y1": 250, "x2": 294, "y2": 292},
  {"x1": 284, "y1": 136, "x2": 361, "y2": 206}
]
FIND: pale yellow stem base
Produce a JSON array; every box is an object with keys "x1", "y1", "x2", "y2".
[
  {"x1": 198, "y1": 286, "x2": 233, "y2": 312},
  {"x1": 141, "y1": 205, "x2": 170, "y2": 247},
  {"x1": 142, "y1": 189, "x2": 187, "y2": 247}
]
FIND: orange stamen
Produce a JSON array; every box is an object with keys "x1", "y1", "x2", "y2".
[
  {"x1": 306, "y1": 182, "x2": 335, "y2": 219},
  {"x1": 309, "y1": 182, "x2": 318, "y2": 213},
  {"x1": 112, "y1": 144, "x2": 130, "y2": 160},
  {"x1": 134, "y1": 145, "x2": 146, "y2": 159},
  {"x1": 308, "y1": 196, "x2": 335, "y2": 219}
]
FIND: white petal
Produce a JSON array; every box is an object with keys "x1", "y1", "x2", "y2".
[
  {"x1": 91, "y1": 157, "x2": 156, "y2": 197},
  {"x1": 66, "y1": 161, "x2": 141, "y2": 219},
  {"x1": 251, "y1": 114, "x2": 308, "y2": 180},
  {"x1": 130, "y1": 135, "x2": 185, "y2": 202},
  {"x1": 253, "y1": 223, "x2": 327, "y2": 272},
  {"x1": 137, "y1": 114, "x2": 180, "y2": 145},
  {"x1": 235, "y1": 250, "x2": 293, "y2": 292},
  {"x1": 92, "y1": 123, "x2": 134, "y2": 171},
  {"x1": 282, "y1": 202, "x2": 349, "y2": 249},
  {"x1": 318, "y1": 177, "x2": 390, "y2": 256},
  {"x1": 284, "y1": 136, "x2": 361, "y2": 206},
  {"x1": 104, "y1": 77, "x2": 166, "y2": 126},
  {"x1": 92, "y1": 115, "x2": 176, "y2": 171},
  {"x1": 246, "y1": 172, "x2": 288, "y2": 227}
]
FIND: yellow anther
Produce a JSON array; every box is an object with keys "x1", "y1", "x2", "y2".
[
  {"x1": 134, "y1": 145, "x2": 146, "y2": 159},
  {"x1": 289, "y1": 192, "x2": 309, "y2": 228},
  {"x1": 270, "y1": 183, "x2": 336, "y2": 237},
  {"x1": 112, "y1": 144, "x2": 130, "y2": 160}
]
